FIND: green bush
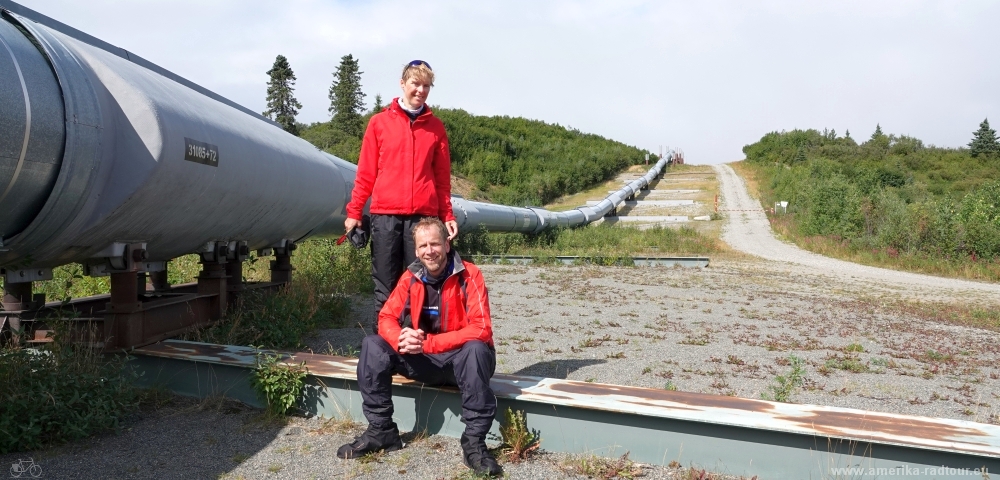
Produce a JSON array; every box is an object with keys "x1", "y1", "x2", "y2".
[
  {"x1": 0, "y1": 323, "x2": 138, "y2": 453},
  {"x1": 250, "y1": 351, "x2": 308, "y2": 416}
]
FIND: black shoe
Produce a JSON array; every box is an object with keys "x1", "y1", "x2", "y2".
[
  {"x1": 337, "y1": 424, "x2": 403, "y2": 459},
  {"x1": 461, "y1": 433, "x2": 503, "y2": 477}
]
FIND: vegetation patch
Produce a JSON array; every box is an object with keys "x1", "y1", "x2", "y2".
[
  {"x1": 489, "y1": 407, "x2": 541, "y2": 463},
  {"x1": 0, "y1": 321, "x2": 138, "y2": 453},
  {"x1": 561, "y1": 452, "x2": 645, "y2": 479},
  {"x1": 250, "y1": 351, "x2": 308, "y2": 416},
  {"x1": 761, "y1": 355, "x2": 806, "y2": 403},
  {"x1": 741, "y1": 125, "x2": 1000, "y2": 282}
]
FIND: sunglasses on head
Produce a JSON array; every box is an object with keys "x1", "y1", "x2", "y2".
[{"x1": 408, "y1": 60, "x2": 431, "y2": 70}]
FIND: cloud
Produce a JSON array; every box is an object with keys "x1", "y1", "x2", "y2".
[{"x1": 19, "y1": 0, "x2": 1000, "y2": 163}]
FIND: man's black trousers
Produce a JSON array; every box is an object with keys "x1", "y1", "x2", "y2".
[
  {"x1": 357, "y1": 335, "x2": 497, "y2": 439},
  {"x1": 370, "y1": 214, "x2": 421, "y2": 331}
]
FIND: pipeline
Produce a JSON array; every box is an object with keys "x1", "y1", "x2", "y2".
[
  {"x1": 0, "y1": 0, "x2": 674, "y2": 348},
  {"x1": 0, "y1": 1, "x2": 672, "y2": 278}
]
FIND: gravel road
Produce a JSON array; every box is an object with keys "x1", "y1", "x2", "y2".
[
  {"x1": 712, "y1": 162, "x2": 1000, "y2": 301},
  {"x1": 6, "y1": 162, "x2": 998, "y2": 479}
]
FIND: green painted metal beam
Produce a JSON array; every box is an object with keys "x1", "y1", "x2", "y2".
[{"x1": 131, "y1": 341, "x2": 1000, "y2": 479}]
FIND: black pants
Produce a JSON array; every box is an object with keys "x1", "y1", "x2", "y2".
[
  {"x1": 357, "y1": 335, "x2": 497, "y2": 439},
  {"x1": 370, "y1": 214, "x2": 421, "y2": 331}
]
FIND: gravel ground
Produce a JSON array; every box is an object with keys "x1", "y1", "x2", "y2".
[{"x1": 6, "y1": 162, "x2": 999, "y2": 479}]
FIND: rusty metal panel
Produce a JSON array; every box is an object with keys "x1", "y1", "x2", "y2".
[{"x1": 132, "y1": 340, "x2": 1000, "y2": 478}]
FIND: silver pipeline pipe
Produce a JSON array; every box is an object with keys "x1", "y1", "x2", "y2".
[{"x1": 452, "y1": 155, "x2": 672, "y2": 234}]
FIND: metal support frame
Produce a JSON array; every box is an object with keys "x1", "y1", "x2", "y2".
[{"x1": 131, "y1": 340, "x2": 1000, "y2": 479}]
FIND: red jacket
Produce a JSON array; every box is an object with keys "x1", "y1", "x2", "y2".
[
  {"x1": 378, "y1": 251, "x2": 493, "y2": 355},
  {"x1": 346, "y1": 99, "x2": 455, "y2": 222}
]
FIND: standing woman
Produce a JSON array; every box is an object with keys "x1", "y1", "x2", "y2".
[{"x1": 345, "y1": 60, "x2": 459, "y2": 331}]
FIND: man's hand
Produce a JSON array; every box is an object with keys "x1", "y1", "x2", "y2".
[
  {"x1": 397, "y1": 327, "x2": 426, "y2": 354},
  {"x1": 344, "y1": 217, "x2": 361, "y2": 233},
  {"x1": 445, "y1": 220, "x2": 459, "y2": 240}
]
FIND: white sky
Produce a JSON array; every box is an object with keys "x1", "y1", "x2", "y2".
[{"x1": 18, "y1": 0, "x2": 1000, "y2": 164}]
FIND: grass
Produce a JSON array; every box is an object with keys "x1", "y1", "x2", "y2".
[{"x1": 561, "y1": 452, "x2": 644, "y2": 479}]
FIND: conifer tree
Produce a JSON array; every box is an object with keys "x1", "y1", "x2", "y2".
[
  {"x1": 263, "y1": 55, "x2": 303, "y2": 135},
  {"x1": 328, "y1": 54, "x2": 366, "y2": 138},
  {"x1": 372, "y1": 93, "x2": 384, "y2": 113},
  {"x1": 968, "y1": 118, "x2": 1000, "y2": 157},
  {"x1": 871, "y1": 124, "x2": 885, "y2": 141}
]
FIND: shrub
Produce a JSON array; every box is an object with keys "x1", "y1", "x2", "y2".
[
  {"x1": 250, "y1": 351, "x2": 308, "y2": 416},
  {"x1": 0, "y1": 321, "x2": 138, "y2": 453},
  {"x1": 489, "y1": 407, "x2": 541, "y2": 462}
]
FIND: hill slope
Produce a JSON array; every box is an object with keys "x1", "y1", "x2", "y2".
[{"x1": 299, "y1": 108, "x2": 653, "y2": 207}]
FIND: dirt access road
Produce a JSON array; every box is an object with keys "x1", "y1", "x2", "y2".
[{"x1": 712, "y1": 162, "x2": 1000, "y2": 301}]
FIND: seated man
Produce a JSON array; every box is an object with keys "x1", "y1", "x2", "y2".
[{"x1": 337, "y1": 217, "x2": 502, "y2": 477}]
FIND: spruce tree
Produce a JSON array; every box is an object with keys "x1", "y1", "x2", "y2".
[
  {"x1": 328, "y1": 54, "x2": 366, "y2": 138},
  {"x1": 968, "y1": 118, "x2": 1000, "y2": 157},
  {"x1": 372, "y1": 93, "x2": 384, "y2": 113},
  {"x1": 263, "y1": 55, "x2": 302, "y2": 135},
  {"x1": 871, "y1": 124, "x2": 885, "y2": 141}
]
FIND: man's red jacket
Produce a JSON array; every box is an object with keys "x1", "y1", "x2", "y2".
[
  {"x1": 378, "y1": 251, "x2": 493, "y2": 354},
  {"x1": 346, "y1": 99, "x2": 455, "y2": 222}
]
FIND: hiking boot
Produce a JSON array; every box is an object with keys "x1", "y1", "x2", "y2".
[
  {"x1": 336, "y1": 423, "x2": 403, "y2": 459},
  {"x1": 461, "y1": 433, "x2": 502, "y2": 477}
]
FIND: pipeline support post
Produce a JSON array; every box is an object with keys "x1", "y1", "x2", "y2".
[
  {"x1": 2, "y1": 281, "x2": 34, "y2": 333},
  {"x1": 225, "y1": 241, "x2": 249, "y2": 308},
  {"x1": 150, "y1": 269, "x2": 170, "y2": 292},
  {"x1": 269, "y1": 241, "x2": 295, "y2": 284},
  {"x1": 102, "y1": 243, "x2": 147, "y2": 349},
  {"x1": 197, "y1": 242, "x2": 230, "y2": 321},
  {"x1": 105, "y1": 270, "x2": 143, "y2": 349}
]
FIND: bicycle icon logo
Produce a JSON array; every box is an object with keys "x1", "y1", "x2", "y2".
[{"x1": 9, "y1": 458, "x2": 42, "y2": 478}]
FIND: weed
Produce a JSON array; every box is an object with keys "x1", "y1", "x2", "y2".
[
  {"x1": 844, "y1": 343, "x2": 865, "y2": 353},
  {"x1": 641, "y1": 366, "x2": 652, "y2": 375},
  {"x1": 562, "y1": 452, "x2": 644, "y2": 479},
  {"x1": 761, "y1": 355, "x2": 806, "y2": 403},
  {"x1": 664, "y1": 381, "x2": 678, "y2": 391},
  {"x1": 606, "y1": 351, "x2": 626, "y2": 359},
  {"x1": 267, "y1": 464, "x2": 283, "y2": 473},
  {"x1": 250, "y1": 351, "x2": 308, "y2": 416},
  {"x1": 678, "y1": 333, "x2": 710, "y2": 346},
  {"x1": 489, "y1": 407, "x2": 541, "y2": 462}
]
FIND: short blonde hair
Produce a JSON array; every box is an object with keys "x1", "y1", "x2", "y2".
[
  {"x1": 402, "y1": 61, "x2": 435, "y2": 86},
  {"x1": 412, "y1": 217, "x2": 448, "y2": 243}
]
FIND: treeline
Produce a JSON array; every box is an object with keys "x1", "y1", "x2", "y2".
[
  {"x1": 742, "y1": 122, "x2": 1000, "y2": 259},
  {"x1": 262, "y1": 54, "x2": 652, "y2": 207}
]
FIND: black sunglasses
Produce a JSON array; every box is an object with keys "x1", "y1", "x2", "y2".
[{"x1": 408, "y1": 60, "x2": 432, "y2": 70}]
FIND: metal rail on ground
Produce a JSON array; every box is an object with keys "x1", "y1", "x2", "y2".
[
  {"x1": 132, "y1": 340, "x2": 1000, "y2": 479},
  {"x1": 472, "y1": 255, "x2": 710, "y2": 268}
]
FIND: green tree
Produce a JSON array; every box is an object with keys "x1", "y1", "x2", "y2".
[
  {"x1": 968, "y1": 118, "x2": 999, "y2": 158},
  {"x1": 871, "y1": 124, "x2": 885, "y2": 141},
  {"x1": 328, "y1": 54, "x2": 366, "y2": 138},
  {"x1": 372, "y1": 93, "x2": 384, "y2": 113},
  {"x1": 263, "y1": 55, "x2": 303, "y2": 135}
]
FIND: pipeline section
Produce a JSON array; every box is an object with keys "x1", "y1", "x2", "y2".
[{"x1": 0, "y1": 1, "x2": 669, "y2": 279}]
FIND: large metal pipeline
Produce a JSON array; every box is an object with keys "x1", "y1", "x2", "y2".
[{"x1": 0, "y1": 1, "x2": 672, "y2": 282}]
